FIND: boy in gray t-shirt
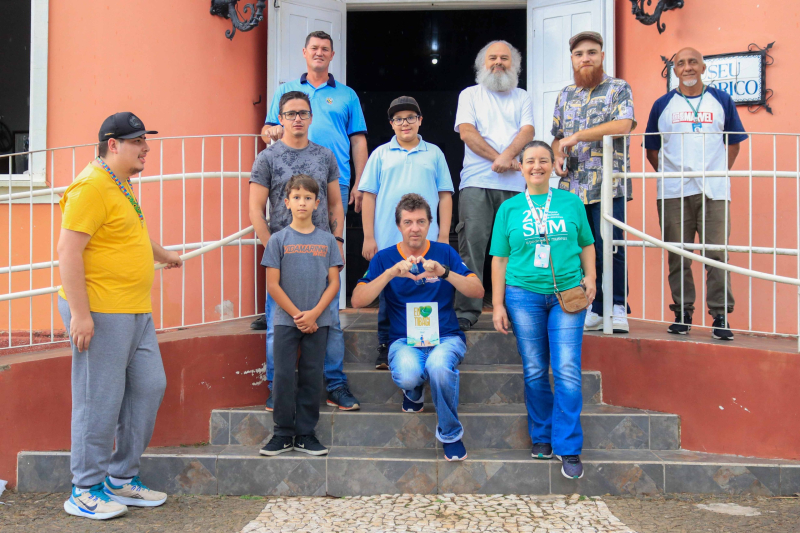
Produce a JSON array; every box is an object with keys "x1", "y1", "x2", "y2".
[{"x1": 259, "y1": 175, "x2": 343, "y2": 457}]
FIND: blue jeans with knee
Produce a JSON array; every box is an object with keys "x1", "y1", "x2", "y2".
[
  {"x1": 505, "y1": 285, "x2": 585, "y2": 456},
  {"x1": 388, "y1": 335, "x2": 466, "y2": 443},
  {"x1": 265, "y1": 290, "x2": 347, "y2": 393}
]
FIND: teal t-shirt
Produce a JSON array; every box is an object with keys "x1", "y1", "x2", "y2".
[{"x1": 490, "y1": 188, "x2": 594, "y2": 295}]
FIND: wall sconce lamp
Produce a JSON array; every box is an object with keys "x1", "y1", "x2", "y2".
[
  {"x1": 210, "y1": 0, "x2": 267, "y2": 40},
  {"x1": 630, "y1": 0, "x2": 685, "y2": 34}
]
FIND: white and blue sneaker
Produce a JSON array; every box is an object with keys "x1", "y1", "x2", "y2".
[
  {"x1": 402, "y1": 392, "x2": 424, "y2": 413},
  {"x1": 64, "y1": 483, "x2": 128, "y2": 520},
  {"x1": 443, "y1": 439, "x2": 468, "y2": 462},
  {"x1": 104, "y1": 475, "x2": 167, "y2": 507}
]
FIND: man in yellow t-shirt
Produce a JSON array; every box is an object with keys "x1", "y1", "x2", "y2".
[{"x1": 57, "y1": 112, "x2": 182, "y2": 521}]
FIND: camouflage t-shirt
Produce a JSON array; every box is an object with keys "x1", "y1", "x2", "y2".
[
  {"x1": 551, "y1": 74, "x2": 636, "y2": 205},
  {"x1": 249, "y1": 140, "x2": 339, "y2": 234}
]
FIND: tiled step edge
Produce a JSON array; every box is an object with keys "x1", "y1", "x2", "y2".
[
  {"x1": 18, "y1": 447, "x2": 800, "y2": 497},
  {"x1": 210, "y1": 405, "x2": 680, "y2": 451}
]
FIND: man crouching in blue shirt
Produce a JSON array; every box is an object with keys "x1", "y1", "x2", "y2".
[{"x1": 351, "y1": 194, "x2": 484, "y2": 461}]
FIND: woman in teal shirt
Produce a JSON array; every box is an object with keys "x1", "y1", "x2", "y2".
[{"x1": 490, "y1": 140, "x2": 596, "y2": 480}]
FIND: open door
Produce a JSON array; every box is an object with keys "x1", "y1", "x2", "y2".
[{"x1": 266, "y1": 0, "x2": 348, "y2": 308}]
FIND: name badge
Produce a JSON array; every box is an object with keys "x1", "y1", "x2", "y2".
[
  {"x1": 534, "y1": 243, "x2": 551, "y2": 269},
  {"x1": 406, "y1": 302, "x2": 440, "y2": 347}
]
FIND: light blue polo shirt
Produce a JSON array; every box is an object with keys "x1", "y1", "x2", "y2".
[
  {"x1": 266, "y1": 73, "x2": 367, "y2": 187},
  {"x1": 358, "y1": 135, "x2": 454, "y2": 249}
]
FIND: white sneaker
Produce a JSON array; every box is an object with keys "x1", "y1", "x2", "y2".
[
  {"x1": 64, "y1": 484, "x2": 128, "y2": 520},
  {"x1": 612, "y1": 304, "x2": 629, "y2": 333},
  {"x1": 584, "y1": 310, "x2": 603, "y2": 331},
  {"x1": 104, "y1": 476, "x2": 167, "y2": 507}
]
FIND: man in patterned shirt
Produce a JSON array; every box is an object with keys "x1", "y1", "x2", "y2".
[{"x1": 551, "y1": 31, "x2": 636, "y2": 333}]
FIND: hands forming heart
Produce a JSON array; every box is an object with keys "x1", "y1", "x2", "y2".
[{"x1": 392, "y1": 256, "x2": 444, "y2": 282}]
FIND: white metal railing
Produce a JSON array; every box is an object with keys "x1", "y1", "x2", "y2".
[
  {"x1": 1, "y1": 135, "x2": 265, "y2": 350},
  {"x1": 600, "y1": 132, "x2": 800, "y2": 351}
]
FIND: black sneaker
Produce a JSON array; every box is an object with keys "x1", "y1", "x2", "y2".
[
  {"x1": 556, "y1": 454, "x2": 584, "y2": 479},
  {"x1": 667, "y1": 313, "x2": 692, "y2": 335},
  {"x1": 327, "y1": 385, "x2": 360, "y2": 410},
  {"x1": 293, "y1": 435, "x2": 328, "y2": 456},
  {"x1": 259, "y1": 435, "x2": 294, "y2": 456},
  {"x1": 712, "y1": 315, "x2": 734, "y2": 341},
  {"x1": 401, "y1": 392, "x2": 423, "y2": 413},
  {"x1": 531, "y1": 442, "x2": 553, "y2": 460},
  {"x1": 250, "y1": 314, "x2": 267, "y2": 330},
  {"x1": 458, "y1": 318, "x2": 474, "y2": 332},
  {"x1": 375, "y1": 343, "x2": 389, "y2": 370}
]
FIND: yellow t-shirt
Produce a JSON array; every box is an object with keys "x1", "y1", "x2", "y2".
[{"x1": 58, "y1": 163, "x2": 154, "y2": 313}]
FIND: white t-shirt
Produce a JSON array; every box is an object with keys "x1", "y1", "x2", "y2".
[
  {"x1": 644, "y1": 86, "x2": 747, "y2": 201},
  {"x1": 454, "y1": 85, "x2": 534, "y2": 192}
]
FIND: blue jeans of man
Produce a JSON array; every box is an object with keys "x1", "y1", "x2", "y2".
[
  {"x1": 585, "y1": 196, "x2": 630, "y2": 314},
  {"x1": 388, "y1": 335, "x2": 466, "y2": 443},
  {"x1": 264, "y1": 181, "x2": 350, "y2": 393},
  {"x1": 378, "y1": 293, "x2": 390, "y2": 346},
  {"x1": 505, "y1": 286, "x2": 585, "y2": 456}
]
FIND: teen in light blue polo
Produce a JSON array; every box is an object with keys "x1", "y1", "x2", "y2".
[{"x1": 266, "y1": 73, "x2": 367, "y2": 190}]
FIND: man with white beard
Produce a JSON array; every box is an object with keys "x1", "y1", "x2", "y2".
[
  {"x1": 551, "y1": 31, "x2": 636, "y2": 333},
  {"x1": 453, "y1": 40, "x2": 534, "y2": 331}
]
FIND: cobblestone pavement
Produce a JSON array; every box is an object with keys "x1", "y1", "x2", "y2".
[
  {"x1": 0, "y1": 491, "x2": 266, "y2": 532},
  {"x1": 241, "y1": 494, "x2": 634, "y2": 533},
  {"x1": 2, "y1": 491, "x2": 799, "y2": 532},
  {"x1": 604, "y1": 494, "x2": 800, "y2": 533}
]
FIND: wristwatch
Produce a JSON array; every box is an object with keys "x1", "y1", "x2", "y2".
[{"x1": 441, "y1": 265, "x2": 451, "y2": 279}]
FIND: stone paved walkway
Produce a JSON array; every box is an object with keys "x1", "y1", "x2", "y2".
[{"x1": 241, "y1": 494, "x2": 635, "y2": 533}]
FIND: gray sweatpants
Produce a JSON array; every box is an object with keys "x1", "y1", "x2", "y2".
[{"x1": 58, "y1": 297, "x2": 167, "y2": 488}]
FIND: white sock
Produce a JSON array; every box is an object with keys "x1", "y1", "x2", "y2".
[
  {"x1": 108, "y1": 476, "x2": 132, "y2": 487},
  {"x1": 74, "y1": 486, "x2": 89, "y2": 495}
]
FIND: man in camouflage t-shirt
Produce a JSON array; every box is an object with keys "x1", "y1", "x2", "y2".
[{"x1": 551, "y1": 31, "x2": 636, "y2": 334}]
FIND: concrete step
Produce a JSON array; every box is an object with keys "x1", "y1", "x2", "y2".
[
  {"x1": 340, "y1": 364, "x2": 602, "y2": 406},
  {"x1": 18, "y1": 446, "x2": 800, "y2": 497},
  {"x1": 344, "y1": 329, "x2": 521, "y2": 366},
  {"x1": 211, "y1": 404, "x2": 680, "y2": 452}
]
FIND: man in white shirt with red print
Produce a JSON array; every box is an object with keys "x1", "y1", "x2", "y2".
[{"x1": 645, "y1": 47, "x2": 747, "y2": 341}]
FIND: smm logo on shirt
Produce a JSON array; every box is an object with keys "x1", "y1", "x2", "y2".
[{"x1": 672, "y1": 111, "x2": 713, "y2": 124}]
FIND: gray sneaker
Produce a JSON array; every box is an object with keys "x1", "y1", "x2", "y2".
[{"x1": 556, "y1": 454, "x2": 584, "y2": 479}]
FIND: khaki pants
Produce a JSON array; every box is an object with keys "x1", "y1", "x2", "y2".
[{"x1": 657, "y1": 195, "x2": 734, "y2": 318}]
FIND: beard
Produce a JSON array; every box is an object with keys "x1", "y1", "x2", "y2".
[
  {"x1": 573, "y1": 64, "x2": 605, "y2": 89},
  {"x1": 682, "y1": 78, "x2": 699, "y2": 87},
  {"x1": 477, "y1": 65, "x2": 519, "y2": 92}
]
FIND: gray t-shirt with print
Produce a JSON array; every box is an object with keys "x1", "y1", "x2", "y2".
[
  {"x1": 262, "y1": 226, "x2": 344, "y2": 328},
  {"x1": 249, "y1": 140, "x2": 340, "y2": 234}
]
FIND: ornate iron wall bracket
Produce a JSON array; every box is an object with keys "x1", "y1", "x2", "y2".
[
  {"x1": 630, "y1": 0, "x2": 684, "y2": 34},
  {"x1": 210, "y1": 0, "x2": 266, "y2": 40}
]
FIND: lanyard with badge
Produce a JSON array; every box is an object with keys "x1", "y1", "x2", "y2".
[
  {"x1": 678, "y1": 85, "x2": 706, "y2": 131},
  {"x1": 525, "y1": 188, "x2": 553, "y2": 268}
]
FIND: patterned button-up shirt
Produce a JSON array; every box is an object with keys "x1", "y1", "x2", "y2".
[{"x1": 551, "y1": 74, "x2": 636, "y2": 204}]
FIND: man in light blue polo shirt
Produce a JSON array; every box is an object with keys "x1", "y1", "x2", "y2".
[
  {"x1": 358, "y1": 96, "x2": 454, "y2": 369},
  {"x1": 261, "y1": 30, "x2": 369, "y2": 216}
]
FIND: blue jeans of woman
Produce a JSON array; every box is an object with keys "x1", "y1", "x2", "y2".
[
  {"x1": 388, "y1": 335, "x2": 466, "y2": 443},
  {"x1": 505, "y1": 285, "x2": 585, "y2": 456}
]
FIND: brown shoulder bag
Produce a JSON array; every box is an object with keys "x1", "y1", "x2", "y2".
[{"x1": 544, "y1": 233, "x2": 590, "y2": 314}]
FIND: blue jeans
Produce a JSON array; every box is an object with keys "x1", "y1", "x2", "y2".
[
  {"x1": 388, "y1": 335, "x2": 466, "y2": 443},
  {"x1": 585, "y1": 196, "x2": 630, "y2": 314},
  {"x1": 340, "y1": 184, "x2": 349, "y2": 220},
  {"x1": 505, "y1": 285, "x2": 585, "y2": 456},
  {"x1": 265, "y1": 290, "x2": 347, "y2": 393}
]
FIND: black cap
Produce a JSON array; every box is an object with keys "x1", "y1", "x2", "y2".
[
  {"x1": 387, "y1": 96, "x2": 421, "y2": 119},
  {"x1": 98, "y1": 112, "x2": 158, "y2": 142}
]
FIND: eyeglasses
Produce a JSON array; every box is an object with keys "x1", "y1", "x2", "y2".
[
  {"x1": 280, "y1": 110, "x2": 312, "y2": 120},
  {"x1": 390, "y1": 115, "x2": 420, "y2": 126}
]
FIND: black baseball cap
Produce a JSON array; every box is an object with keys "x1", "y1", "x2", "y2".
[
  {"x1": 387, "y1": 96, "x2": 421, "y2": 119},
  {"x1": 98, "y1": 112, "x2": 158, "y2": 142}
]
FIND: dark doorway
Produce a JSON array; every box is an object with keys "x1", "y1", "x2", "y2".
[{"x1": 345, "y1": 8, "x2": 527, "y2": 299}]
